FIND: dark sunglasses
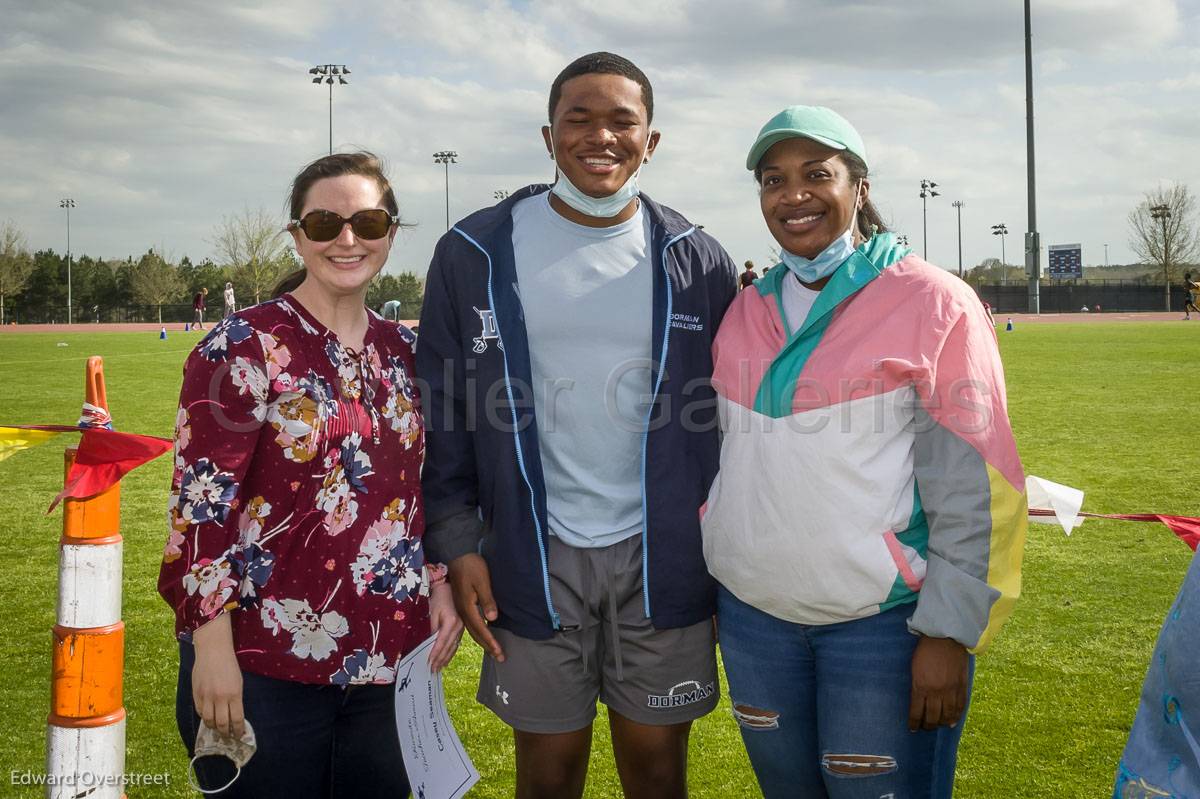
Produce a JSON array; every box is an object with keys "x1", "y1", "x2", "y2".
[{"x1": 290, "y1": 209, "x2": 397, "y2": 242}]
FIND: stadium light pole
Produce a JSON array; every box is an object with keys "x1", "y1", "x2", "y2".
[
  {"x1": 991, "y1": 223, "x2": 1008, "y2": 265},
  {"x1": 1150, "y1": 203, "x2": 1172, "y2": 311},
  {"x1": 433, "y1": 151, "x2": 458, "y2": 231},
  {"x1": 897, "y1": 234, "x2": 910, "y2": 247},
  {"x1": 919, "y1": 179, "x2": 939, "y2": 260},
  {"x1": 309, "y1": 64, "x2": 349, "y2": 155},
  {"x1": 1104, "y1": 243, "x2": 1109, "y2": 267},
  {"x1": 991, "y1": 223, "x2": 1008, "y2": 286},
  {"x1": 952, "y1": 200, "x2": 965, "y2": 278},
  {"x1": 494, "y1": 190, "x2": 510, "y2": 201},
  {"x1": 1024, "y1": 0, "x2": 1041, "y2": 313},
  {"x1": 60, "y1": 199, "x2": 75, "y2": 325}
]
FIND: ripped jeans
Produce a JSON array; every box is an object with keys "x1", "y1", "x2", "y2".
[{"x1": 717, "y1": 585, "x2": 972, "y2": 799}]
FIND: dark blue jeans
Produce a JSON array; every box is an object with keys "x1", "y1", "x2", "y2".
[
  {"x1": 177, "y1": 643, "x2": 410, "y2": 798},
  {"x1": 718, "y1": 586, "x2": 973, "y2": 799}
]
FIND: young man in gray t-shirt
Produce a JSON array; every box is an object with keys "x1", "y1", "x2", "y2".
[{"x1": 420, "y1": 52, "x2": 738, "y2": 799}]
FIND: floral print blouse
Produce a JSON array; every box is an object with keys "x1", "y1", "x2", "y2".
[{"x1": 158, "y1": 295, "x2": 426, "y2": 685}]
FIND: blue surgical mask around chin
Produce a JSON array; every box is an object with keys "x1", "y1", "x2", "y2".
[
  {"x1": 548, "y1": 133, "x2": 651, "y2": 219},
  {"x1": 779, "y1": 180, "x2": 864, "y2": 285}
]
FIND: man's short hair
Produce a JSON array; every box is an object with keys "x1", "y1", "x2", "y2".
[
  {"x1": 548, "y1": 52, "x2": 654, "y2": 124},
  {"x1": 744, "y1": 260, "x2": 755, "y2": 269}
]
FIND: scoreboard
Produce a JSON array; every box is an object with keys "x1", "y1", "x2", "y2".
[{"x1": 1048, "y1": 244, "x2": 1083, "y2": 279}]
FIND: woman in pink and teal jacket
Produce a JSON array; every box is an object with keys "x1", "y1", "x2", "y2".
[{"x1": 702, "y1": 106, "x2": 1027, "y2": 798}]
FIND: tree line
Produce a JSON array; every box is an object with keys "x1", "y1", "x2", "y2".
[
  {"x1": 4, "y1": 184, "x2": 1195, "y2": 322},
  {"x1": 0, "y1": 209, "x2": 424, "y2": 325}
]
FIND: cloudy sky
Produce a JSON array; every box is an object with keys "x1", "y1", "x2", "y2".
[{"x1": 2, "y1": 0, "x2": 1197, "y2": 278}]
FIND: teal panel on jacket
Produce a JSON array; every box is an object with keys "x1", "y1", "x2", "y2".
[{"x1": 752, "y1": 233, "x2": 910, "y2": 418}]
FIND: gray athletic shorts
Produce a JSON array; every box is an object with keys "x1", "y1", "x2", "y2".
[{"x1": 478, "y1": 534, "x2": 719, "y2": 734}]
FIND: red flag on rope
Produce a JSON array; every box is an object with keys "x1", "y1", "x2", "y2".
[
  {"x1": 0, "y1": 358, "x2": 173, "y2": 511},
  {"x1": 1029, "y1": 508, "x2": 1200, "y2": 551},
  {"x1": 56, "y1": 426, "x2": 173, "y2": 510},
  {"x1": 0, "y1": 424, "x2": 172, "y2": 511}
]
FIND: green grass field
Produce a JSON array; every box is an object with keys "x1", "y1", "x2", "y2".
[{"x1": 0, "y1": 322, "x2": 1196, "y2": 797}]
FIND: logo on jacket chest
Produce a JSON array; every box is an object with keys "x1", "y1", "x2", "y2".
[
  {"x1": 472, "y1": 306, "x2": 504, "y2": 354},
  {"x1": 670, "y1": 312, "x2": 704, "y2": 333}
]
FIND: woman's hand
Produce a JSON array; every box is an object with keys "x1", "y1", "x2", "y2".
[
  {"x1": 908, "y1": 635, "x2": 969, "y2": 731},
  {"x1": 427, "y1": 581, "x2": 465, "y2": 672},
  {"x1": 191, "y1": 614, "x2": 245, "y2": 739}
]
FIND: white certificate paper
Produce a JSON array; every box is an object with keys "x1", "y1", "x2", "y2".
[{"x1": 394, "y1": 634, "x2": 480, "y2": 799}]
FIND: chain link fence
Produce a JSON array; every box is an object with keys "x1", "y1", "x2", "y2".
[{"x1": 975, "y1": 281, "x2": 1186, "y2": 314}]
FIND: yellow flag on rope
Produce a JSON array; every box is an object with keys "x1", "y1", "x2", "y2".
[{"x1": 0, "y1": 427, "x2": 64, "y2": 463}]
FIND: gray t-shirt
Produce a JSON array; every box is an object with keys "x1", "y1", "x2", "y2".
[{"x1": 510, "y1": 194, "x2": 653, "y2": 548}]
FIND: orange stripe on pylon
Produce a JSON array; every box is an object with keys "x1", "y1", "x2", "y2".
[
  {"x1": 47, "y1": 708, "x2": 127, "y2": 729},
  {"x1": 61, "y1": 447, "x2": 121, "y2": 541},
  {"x1": 61, "y1": 533, "x2": 123, "y2": 547},
  {"x1": 49, "y1": 622, "x2": 124, "y2": 722},
  {"x1": 61, "y1": 357, "x2": 122, "y2": 538}
]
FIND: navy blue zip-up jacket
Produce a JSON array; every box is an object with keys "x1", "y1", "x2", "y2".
[{"x1": 417, "y1": 185, "x2": 738, "y2": 640}]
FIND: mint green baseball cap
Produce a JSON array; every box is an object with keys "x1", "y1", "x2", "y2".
[{"x1": 745, "y1": 105, "x2": 868, "y2": 171}]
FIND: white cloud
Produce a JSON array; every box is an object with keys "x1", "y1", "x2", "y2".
[
  {"x1": 383, "y1": 0, "x2": 566, "y2": 83},
  {"x1": 0, "y1": 0, "x2": 1197, "y2": 277}
]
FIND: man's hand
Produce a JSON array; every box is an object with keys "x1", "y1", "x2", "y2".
[
  {"x1": 908, "y1": 635, "x2": 969, "y2": 732},
  {"x1": 447, "y1": 553, "x2": 505, "y2": 662},
  {"x1": 191, "y1": 614, "x2": 245, "y2": 739}
]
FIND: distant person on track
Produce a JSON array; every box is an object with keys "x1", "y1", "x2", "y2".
[
  {"x1": 981, "y1": 299, "x2": 995, "y2": 326},
  {"x1": 222, "y1": 282, "x2": 236, "y2": 318},
  {"x1": 1184, "y1": 272, "x2": 1199, "y2": 320},
  {"x1": 192, "y1": 287, "x2": 207, "y2": 330},
  {"x1": 740, "y1": 260, "x2": 759, "y2": 290},
  {"x1": 380, "y1": 299, "x2": 402, "y2": 321}
]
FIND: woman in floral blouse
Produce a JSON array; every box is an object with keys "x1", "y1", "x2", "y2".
[{"x1": 159, "y1": 152, "x2": 462, "y2": 797}]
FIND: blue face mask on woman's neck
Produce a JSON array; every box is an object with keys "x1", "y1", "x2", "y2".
[
  {"x1": 780, "y1": 180, "x2": 864, "y2": 284},
  {"x1": 548, "y1": 132, "x2": 651, "y2": 219}
]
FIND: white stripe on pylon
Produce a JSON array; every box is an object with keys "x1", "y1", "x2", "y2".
[
  {"x1": 45, "y1": 717, "x2": 126, "y2": 799},
  {"x1": 56, "y1": 543, "x2": 123, "y2": 629}
]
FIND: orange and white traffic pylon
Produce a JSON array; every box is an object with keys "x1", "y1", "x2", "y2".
[{"x1": 46, "y1": 357, "x2": 126, "y2": 798}]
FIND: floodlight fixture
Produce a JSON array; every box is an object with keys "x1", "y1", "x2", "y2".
[
  {"x1": 308, "y1": 64, "x2": 350, "y2": 155},
  {"x1": 991, "y1": 223, "x2": 1009, "y2": 266}
]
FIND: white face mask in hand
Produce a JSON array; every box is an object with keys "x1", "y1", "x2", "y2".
[{"x1": 188, "y1": 719, "x2": 257, "y2": 795}]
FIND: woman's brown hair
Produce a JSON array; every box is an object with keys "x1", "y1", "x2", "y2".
[{"x1": 274, "y1": 151, "x2": 403, "y2": 298}]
